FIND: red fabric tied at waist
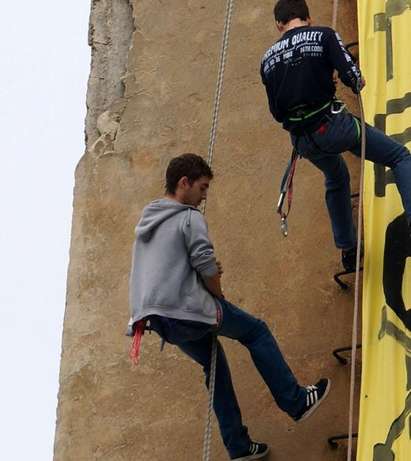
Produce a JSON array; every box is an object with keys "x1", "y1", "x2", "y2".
[
  {"x1": 129, "y1": 319, "x2": 147, "y2": 365},
  {"x1": 316, "y1": 123, "x2": 328, "y2": 135}
]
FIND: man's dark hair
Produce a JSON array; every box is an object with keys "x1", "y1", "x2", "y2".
[
  {"x1": 274, "y1": 0, "x2": 310, "y2": 24},
  {"x1": 165, "y1": 153, "x2": 213, "y2": 194}
]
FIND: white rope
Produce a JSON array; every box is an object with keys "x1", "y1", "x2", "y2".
[
  {"x1": 332, "y1": 0, "x2": 339, "y2": 29},
  {"x1": 202, "y1": 1, "x2": 235, "y2": 460},
  {"x1": 202, "y1": 0, "x2": 235, "y2": 215},
  {"x1": 202, "y1": 337, "x2": 218, "y2": 461},
  {"x1": 331, "y1": 1, "x2": 366, "y2": 458},
  {"x1": 207, "y1": 0, "x2": 235, "y2": 164},
  {"x1": 346, "y1": 94, "x2": 366, "y2": 461},
  {"x1": 329, "y1": 3, "x2": 364, "y2": 460}
]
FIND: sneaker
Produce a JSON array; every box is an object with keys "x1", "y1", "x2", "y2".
[
  {"x1": 341, "y1": 247, "x2": 357, "y2": 271},
  {"x1": 341, "y1": 244, "x2": 364, "y2": 272},
  {"x1": 231, "y1": 441, "x2": 270, "y2": 460},
  {"x1": 293, "y1": 378, "x2": 331, "y2": 422}
]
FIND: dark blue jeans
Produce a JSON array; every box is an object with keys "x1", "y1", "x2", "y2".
[
  {"x1": 148, "y1": 299, "x2": 306, "y2": 459},
  {"x1": 292, "y1": 111, "x2": 411, "y2": 249}
]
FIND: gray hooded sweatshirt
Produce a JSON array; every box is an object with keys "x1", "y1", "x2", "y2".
[{"x1": 128, "y1": 198, "x2": 219, "y2": 330}]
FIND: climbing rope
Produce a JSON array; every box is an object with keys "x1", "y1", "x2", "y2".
[
  {"x1": 346, "y1": 94, "x2": 366, "y2": 461},
  {"x1": 202, "y1": 1, "x2": 235, "y2": 461},
  {"x1": 332, "y1": 0, "x2": 339, "y2": 29},
  {"x1": 331, "y1": 2, "x2": 365, "y2": 459},
  {"x1": 202, "y1": 337, "x2": 218, "y2": 461},
  {"x1": 202, "y1": 0, "x2": 235, "y2": 215}
]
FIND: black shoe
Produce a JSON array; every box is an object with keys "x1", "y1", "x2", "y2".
[
  {"x1": 231, "y1": 441, "x2": 270, "y2": 460},
  {"x1": 341, "y1": 246, "x2": 362, "y2": 272},
  {"x1": 293, "y1": 378, "x2": 331, "y2": 422}
]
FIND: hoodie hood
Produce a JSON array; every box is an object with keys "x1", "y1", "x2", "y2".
[{"x1": 137, "y1": 198, "x2": 196, "y2": 242}]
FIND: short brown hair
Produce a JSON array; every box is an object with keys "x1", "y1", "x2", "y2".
[
  {"x1": 274, "y1": 0, "x2": 310, "y2": 24},
  {"x1": 165, "y1": 153, "x2": 213, "y2": 194}
]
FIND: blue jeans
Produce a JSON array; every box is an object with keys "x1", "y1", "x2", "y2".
[
  {"x1": 148, "y1": 299, "x2": 306, "y2": 459},
  {"x1": 291, "y1": 111, "x2": 411, "y2": 249}
]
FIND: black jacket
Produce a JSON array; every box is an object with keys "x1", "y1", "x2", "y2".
[{"x1": 261, "y1": 26, "x2": 362, "y2": 130}]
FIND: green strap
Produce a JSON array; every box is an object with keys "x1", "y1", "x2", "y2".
[
  {"x1": 288, "y1": 101, "x2": 332, "y2": 122},
  {"x1": 353, "y1": 116, "x2": 361, "y2": 141}
]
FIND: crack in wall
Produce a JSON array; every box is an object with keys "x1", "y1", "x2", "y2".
[{"x1": 85, "y1": 0, "x2": 135, "y2": 149}]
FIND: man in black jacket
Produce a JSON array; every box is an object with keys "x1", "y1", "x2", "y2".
[{"x1": 261, "y1": 0, "x2": 411, "y2": 270}]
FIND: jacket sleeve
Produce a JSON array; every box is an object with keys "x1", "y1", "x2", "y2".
[
  {"x1": 260, "y1": 61, "x2": 267, "y2": 85},
  {"x1": 324, "y1": 29, "x2": 363, "y2": 93},
  {"x1": 260, "y1": 61, "x2": 282, "y2": 122},
  {"x1": 183, "y1": 211, "x2": 218, "y2": 278}
]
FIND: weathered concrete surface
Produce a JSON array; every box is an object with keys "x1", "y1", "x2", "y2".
[
  {"x1": 86, "y1": 0, "x2": 134, "y2": 147},
  {"x1": 55, "y1": 1, "x2": 362, "y2": 460}
]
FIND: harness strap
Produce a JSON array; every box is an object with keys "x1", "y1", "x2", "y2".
[
  {"x1": 277, "y1": 149, "x2": 299, "y2": 237},
  {"x1": 288, "y1": 100, "x2": 332, "y2": 122}
]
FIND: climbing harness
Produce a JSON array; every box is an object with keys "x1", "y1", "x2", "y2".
[
  {"x1": 276, "y1": 149, "x2": 299, "y2": 237},
  {"x1": 202, "y1": 1, "x2": 235, "y2": 461},
  {"x1": 275, "y1": 99, "x2": 345, "y2": 236},
  {"x1": 287, "y1": 100, "x2": 332, "y2": 123},
  {"x1": 330, "y1": 99, "x2": 346, "y2": 115}
]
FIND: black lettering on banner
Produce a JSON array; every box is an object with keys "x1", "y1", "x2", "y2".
[
  {"x1": 375, "y1": 213, "x2": 411, "y2": 459},
  {"x1": 382, "y1": 213, "x2": 411, "y2": 331},
  {"x1": 374, "y1": 113, "x2": 395, "y2": 197},
  {"x1": 373, "y1": 1, "x2": 411, "y2": 196},
  {"x1": 374, "y1": 0, "x2": 411, "y2": 81},
  {"x1": 408, "y1": 355, "x2": 411, "y2": 391},
  {"x1": 372, "y1": 3, "x2": 411, "y2": 457},
  {"x1": 373, "y1": 92, "x2": 411, "y2": 196},
  {"x1": 377, "y1": 306, "x2": 411, "y2": 459},
  {"x1": 372, "y1": 392, "x2": 411, "y2": 461}
]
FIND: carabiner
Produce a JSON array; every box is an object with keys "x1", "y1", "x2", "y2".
[
  {"x1": 280, "y1": 216, "x2": 288, "y2": 237},
  {"x1": 331, "y1": 100, "x2": 346, "y2": 115}
]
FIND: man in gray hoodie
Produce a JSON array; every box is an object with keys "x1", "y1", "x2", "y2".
[{"x1": 128, "y1": 153, "x2": 330, "y2": 461}]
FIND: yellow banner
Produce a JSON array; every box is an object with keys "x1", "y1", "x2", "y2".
[{"x1": 358, "y1": 1, "x2": 411, "y2": 459}]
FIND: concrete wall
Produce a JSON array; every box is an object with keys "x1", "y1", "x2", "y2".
[{"x1": 54, "y1": 1, "x2": 361, "y2": 460}]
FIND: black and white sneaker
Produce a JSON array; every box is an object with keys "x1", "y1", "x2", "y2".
[
  {"x1": 294, "y1": 378, "x2": 331, "y2": 422},
  {"x1": 341, "y1": 247, "x2": 357, "y2": 272},
  {"x1": 341, "y1": 245, "x2": 363, "y2": 272},
  {"x1": 231, "y1": 441, "x2": 270, "y2": 460}
]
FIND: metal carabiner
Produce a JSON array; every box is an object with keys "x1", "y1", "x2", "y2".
[
  {"x1": 331, "y1": 99, "x2": 346, "y2": 115},
  {"x1": 280, "y1": 216, "x2": 288, "y2": 237},
  {"x1": 277, "y1": 191, "x2": 286, "y2": 214}
]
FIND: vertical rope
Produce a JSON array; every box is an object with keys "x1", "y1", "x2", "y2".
[
  {"x1": 330, "y1": 3, "x2": 364, "y2": 460},
  {"x1": 346, "y1": 95, "x2": 366, "y2": 461},
  {"x1": 202, "y1": 1, "x2": 235, "y2": 460},
  {"x1": 202, "y1": 0, "x2": 235, "y2": 215},
  {"x1": 331, "y1": 2, "x2": 365, "y2": 459},
  {"x1": 202, "y1": 337, "x2": 218, "y2": 461},
  {"x1": 332, "y1": 0, "x2": 339, "y2": 29}
]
